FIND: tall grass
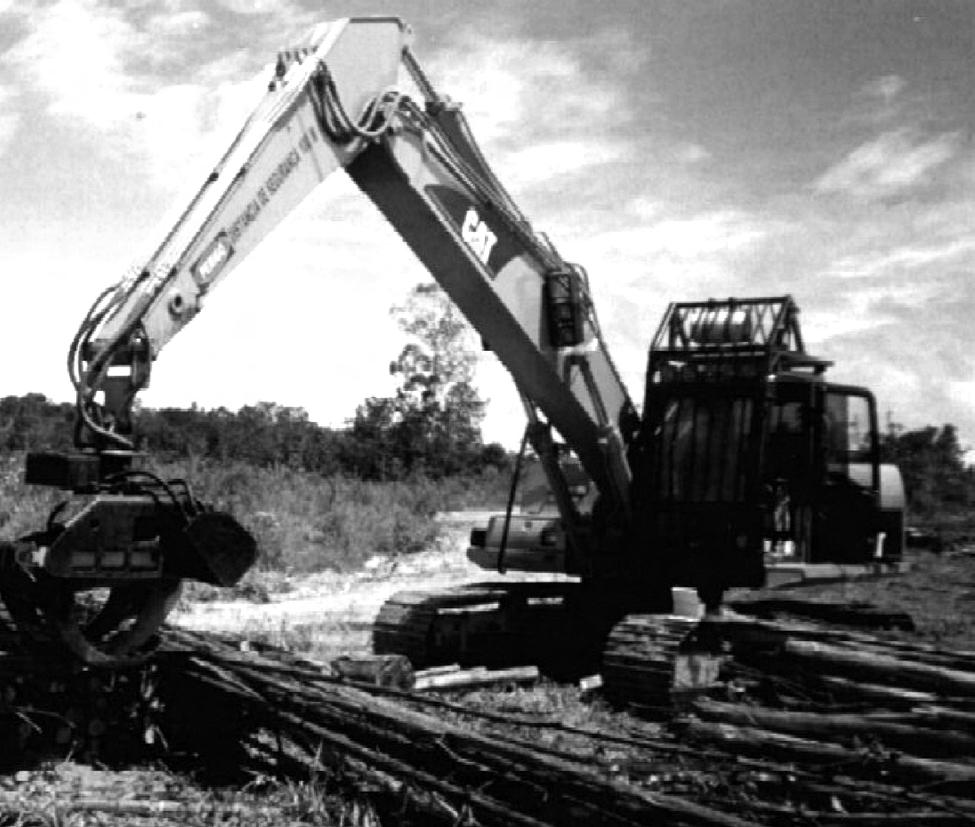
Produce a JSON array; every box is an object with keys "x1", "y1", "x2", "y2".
[
  {"x1": 0, "y1": 453, "x2": 65, "y2": 540},
  {"x1": 0, "y1": 453, "x2": 511, "y2": 573}
]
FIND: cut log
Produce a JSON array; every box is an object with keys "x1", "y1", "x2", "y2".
[
  {"x1": 691, "y1": 698, "x2": 975, "y2": 759},
  {"x1": 782, "y1": 639, "x2": 975, "y2": 697},
  {"x1": 330, "y1": 654, "x2": 415, "y2": 690},
  {"x1": 158, "y1": 637, "x2": 764, "y2": 827},
  {"x1": 414, "y1": 665, "x2": 539, "y2": 691},
  {"x1": 413, "y1": 663, "x2": 462, "y2": 678},
  {"x1": 815, "y1": 675, "x2": 940, "y2": 706},
  {"x1": 717, "y1": 797, "x2": 973, "y2": 826},
  {"x1": 731, "y1": 598, "x2": 916, "y2": 631},
  {"x1": 681, "y1": 718, "x2": 975, "y2": 788}
]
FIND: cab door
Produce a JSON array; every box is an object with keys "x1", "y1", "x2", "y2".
[
  {"x1": 813, "y1": 386, "x2": 882, "y2": 562},
  {"x1": 763, "y1": 378, "x2": 819, "y2": 561}
]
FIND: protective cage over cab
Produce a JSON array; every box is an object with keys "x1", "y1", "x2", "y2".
[{"x1": 632, "y1": 295, "x2": 903, "y2": 601}]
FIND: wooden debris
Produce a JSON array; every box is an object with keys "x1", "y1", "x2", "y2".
[
  {"x1": 780, "y1": 638, "x2": 975, "y2": 696},
  {"x1": 730, "y1": 597, "x2": 915, "y2": 631},
  {"x1": 600, "y1": 599, "x2": 975, "y2": 821},
  {"x1": 690, "y1": 697, "x2": 975, "y2": 759},
  {"x1": 413, "y1": 664, "x2": 539, "y2": 691},
  {"x1": 578, "y1": 673, "x2": 602, "y2": 692},
  {"x1": 330, "y1": 654, "x2": 415, "y2": 690},
  {"x1": 680, "y1": 718, "x2": 975, "y2": 788},
  {"x1": 156, "y1": 630, "x2": 761, "y2": 827},
  {"x1": 3, "y1": 596, "x2": 975, "y2": 825},
  {"x1": 413, "y1": 663, "x2": 462, "y2": 678}
]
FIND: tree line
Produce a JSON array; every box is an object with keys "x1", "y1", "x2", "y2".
[
  {"x1": 0, "y1": 282, "x2": 970, "y2": 511},
  {"x1": 0, "y1": 393, "x2": 508, "y2": 481},
  {"x1": 880, "y1": 422, "x2": 974, "y2": 517},
  {"x1": 1, "y1": 391, "x2": 972, "y2": 514},
  {"x1": 0, "y1": 285, "x2": 509, "y2": 481}
]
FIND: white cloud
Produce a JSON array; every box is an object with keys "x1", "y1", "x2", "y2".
[
  {"x1": 425, "y1": 33, "x2": 626, "y2": 150},
  {"x1": 6, "y1": 1, "x2": 137, "y2": 125},
  {"x1": 826, "y1": 237, "x2": 975, "y2": 280},
  {"x1": 136, "y1": 63, "x2": 268, "y2": 187},
  {"x1": 818, "y1": 313, "x2": 975, "y2": 448},
  {"x1": 214, "y1": 0, "x2": 281, "y2": 13},
  {"x1": 144, "y1": 9, "x2": 209, "y2": 36},
  {"x1": 813, "y1": 128, "x2": 957, "y2": 199},
  {"x1": 626, "y1": 196, "x2": 667, "y2": 221},
  {"x1": 674, "y1": 142, "x2": 711, "y2": 164},
  {"x1": 588, "y1": 209, "x2": 769, "y2": 263},
  {"x1": 3, "y1": 0, "x2": 271, "y2": 191},
  {"x1": 500, "y1": 139, "x2": 633, "y2": 187},
  {"x1": 806, "y1": 281, "x2": 938, "y2": 341},
  {"x1": 542, "y1": 207, "x2": 777, "y2": 405},
  {"x1": 947, "y1": 378, "x2": 975, "y2": 408},
  {"x1": 0, "y1": 85, "x2": 20, "y2": 158},
  {"x1": 860, "y1": 74, "x2": 906, "y2": 104}
]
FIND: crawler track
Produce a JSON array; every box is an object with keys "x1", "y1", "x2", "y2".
[
  {"x1": 373, "y1": 581, "x2": 583, "y2": 671},
  {"x1": 601, "y1": 614, "x2": 702, "y2": 712}
]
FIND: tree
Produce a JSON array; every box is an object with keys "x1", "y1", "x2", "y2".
[
  {"x1": 0, "y1": 393, "x2": 74, "y2": 452},
  {"x1": 388, "y1": 282, "x2": 480, "y2": 411},
  {"x1": 346, "y1": 283, "x2": 497, "y2": 479},
  {"x1": 881, "y1": 421, "x2": 973, "y2": 515}
]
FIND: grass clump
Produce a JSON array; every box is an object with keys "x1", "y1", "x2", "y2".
[
  {"x1": 153, "y1": 459, "x2": 508, "y2": 574},
  {"x1": 0, "y1": 454, "x2": 65, "y2": 541}
]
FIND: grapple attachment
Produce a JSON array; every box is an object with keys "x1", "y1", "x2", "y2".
[{"x1": 4, "y1": 461, "x2": 259, "y2": 667}]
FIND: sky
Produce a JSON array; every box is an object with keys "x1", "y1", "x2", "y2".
[{"x1": 1, "y1": 0, "x2": 973, "y2": 455}]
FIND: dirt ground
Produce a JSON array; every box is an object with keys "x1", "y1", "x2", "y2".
[
  {"x1": 171, "y1": 511, "x2": 975, "y2": 658},
  {"x1": 742, "y1": 544, "x2": 975, "y2": 650},
  {"x1": 170, "y1": 512, "x2": 573, "y2": 658}
]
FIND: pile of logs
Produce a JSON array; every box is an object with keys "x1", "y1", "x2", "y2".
[
  {"x1": 0, "y1": 637, "x2": 161, "y2": 770},
  {"x1": 157, "y1": 619, "x2": 975, "y2": 826},
  {"x1": 155, "y1": 629, "x2": 760, "y2": 826},
  {"x1": 671, "y1": 599, "x2": 975, "y2": 823},
  {"x1": 2, "y1": 598, "x2": 975, "y2": 825}
]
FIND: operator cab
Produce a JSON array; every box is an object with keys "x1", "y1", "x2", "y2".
[{"x1": 631, "y1": 296, "x2": 900, "y2": 600}]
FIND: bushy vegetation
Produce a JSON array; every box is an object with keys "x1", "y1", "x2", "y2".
[
  {"x1": 0, "y1": 451, "x2": 510, "y2": 574},
  {"x1": 0, "y1": 285, "x2": 507, "y2": 482},
  {"x1": 153, "y1": 458, "x2": 509, "y2": 572},
  {"x1": 0, "y1": 451, "x2": 64, "y2": 540},
  {"x1": 881, "y1": 422, "x2": 975, "y2": 519},
  {"x1": 347, "y1": 283, "x2": 497, "y2": 479},
  {"x1": 0, "y1": 393, "x2": 508, "y2": 482},
  {"x1": 0, "y1": 283, "x2": 519, "y2": 573}
]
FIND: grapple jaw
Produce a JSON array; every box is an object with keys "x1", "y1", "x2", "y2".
[{"x1": 176, "y1": 510, "x2": 258, "y2": 587}]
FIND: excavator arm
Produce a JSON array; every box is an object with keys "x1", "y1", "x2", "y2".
[
  {"x1": 11, "y1": 17, "x2": 638, "y2": 665},
  {"x1": 74, "y1": 17, "x2": 638, "y2": 550},
  {"x1": 73, "y1": 18, "x2": 409, "y2": 449}
]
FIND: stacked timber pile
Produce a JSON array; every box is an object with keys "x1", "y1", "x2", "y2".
[
  {"x1": 154, "y1": 628, "x2": 761, "y2": 826},
  {"x1": 606, "y1": 598, "x2": 975, "y2": 822},
  {"x1": 157, "y1": 625, "x2": 975, "y2": 825}
]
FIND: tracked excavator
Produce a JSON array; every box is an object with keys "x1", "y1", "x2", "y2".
[{"x1": 0, "y1": 18, "x2": 903, "y2": 684}]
